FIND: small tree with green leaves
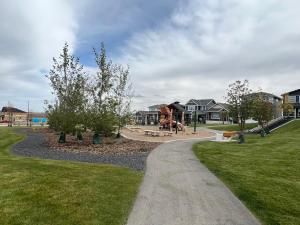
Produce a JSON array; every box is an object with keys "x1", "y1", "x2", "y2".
[
  {"x1": 252, "y1": 93, "x2": 273, "y2": 131},
  {"x1": 89, "y1": 43, "x2": 117, "y2": 136},
  {"x1": 226, "y1": 80, "x2": 253, "y2": 132},
  {"x1": 46, "y1": 43, "x2": 88, "y2": 142},
  {"x1": 113, "y1": 64, "x2": 132, "y2": 138},
  {"x1": 281, "y1": 103, "x2": 294, "y2": 117},
  {"x1": 220, "y1": 110, "x2": 229, "y2": 124}
]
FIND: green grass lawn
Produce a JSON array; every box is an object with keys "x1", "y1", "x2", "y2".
[
  {"x1": 207, "y1": 123, "x2": 257, "y2": 131},
  {"x1": 193, "y1": 120, "x2": 300, "y2": 225},
  {"x1": 0, "y1": 128, "x2": 142, "y2": 225}
]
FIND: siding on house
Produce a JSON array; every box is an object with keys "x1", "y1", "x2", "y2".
[
  {"x1": 185, "y1": 99, "x2": 230, "y2": 124},
  {"x1": 282, "y1": 89, "x2": 300, "y2": 118}
]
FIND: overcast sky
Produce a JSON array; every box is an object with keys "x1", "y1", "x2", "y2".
[{"x1": 1, "y1": 0, "x2": 300, "y2": 112}]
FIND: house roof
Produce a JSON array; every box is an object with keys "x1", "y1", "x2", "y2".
[
  {"x1": 249, "y1": 92, "x2": 282, "y2": 100},
  {"x1": 1, "y1": 107, "x2": 26, "y2": 113},
  {"x1": 282, "y1": 89, "x2": 300, "y2": 96},
  {"x1": 207, "y1": 103, "x2": 229, "y2": 112},
  {"x1": 148, "y1": 104, "x2": 167, "y2": 109},
  {"x1": 168, "y1": 102, "x2": 189, "y2": 113},
  {"x1": 186, "y1": 99, "x2": 215, "y2": 106}
]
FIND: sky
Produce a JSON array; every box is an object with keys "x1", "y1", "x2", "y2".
[{"x1": 0, "y1": 0, "x2": 300, "y2": 112}]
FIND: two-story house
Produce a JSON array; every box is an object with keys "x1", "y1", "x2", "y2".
[
  {"x1": 185, "y1": 99, "x2": 216, "y2": 123},
  {"x1": 248, "y1": 92, "x2": 282, "y2": 119},
  {"x1": 282, "y1": 89, "x2": 300, "y2": 118},
  {"x1": 185, "y1": 99, "x2": 231, "y2": 124}
]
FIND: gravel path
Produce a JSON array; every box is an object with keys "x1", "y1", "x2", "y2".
[
  {"x1": 11, "y1": 128, "x2": 149, "y2": 171},
  {"x1": 126, "y1": 138, "x2": 261, "y2": 225}
]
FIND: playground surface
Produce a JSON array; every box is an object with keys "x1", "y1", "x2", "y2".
[{"x1": 121, "y1": 126, "x2": 216, "y2": 142}]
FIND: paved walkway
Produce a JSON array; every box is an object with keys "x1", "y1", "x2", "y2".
[{"x1": 126, "y1": 139, "x2": 261, "y2": 225}]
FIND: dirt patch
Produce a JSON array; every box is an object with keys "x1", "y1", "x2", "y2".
[{"x1": 42, "y1": 128, "x2": 161, "y2": 155}]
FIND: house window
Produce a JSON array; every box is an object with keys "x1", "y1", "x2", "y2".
[
  {"x1": 198, "y1": 106, "x2": 201, "y2": 110},
  {"x1": 187, "y1": 105, "x2": 195, "y2": 111},
  {"x1": 296, "y1": 96, "x2": 300, "y2": 103},
  {"x1": 211, "y1": 112, "x2": 220, "y2": 119}
]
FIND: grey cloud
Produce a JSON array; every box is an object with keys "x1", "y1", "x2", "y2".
[{"x1": 118, "y1": 0, "x2": 300, "y2": 110}]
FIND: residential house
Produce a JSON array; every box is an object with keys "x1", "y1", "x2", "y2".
[
  {"x1": 0, "y1": 107, "x2": 48, "y2": 126},
  {"x1": 185, "y1": 99, "x2": 230, "y2": 124},
  {"x1": 282, "y1": 89, "x2": 300, "y2": 118},
  {"x1": 206, "y1": 103, "x2": 230, "y2": 124},
  {"x1": 248, "y1": 92, "x2": 282, "y2": 119},
  {"x1": 135, "y1": 104, "x2": 166, "y2": 125},
  {"x1": 185, "y1": 99, "x2": 216, "y2": 123},
  {"x1": 148, "y1": 104, "x2": 167, "y2": 111},
  {"x1": 0, "y1": 107, "x2": 27, "y2": 125}
]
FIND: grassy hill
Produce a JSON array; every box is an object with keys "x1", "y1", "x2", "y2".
[{"x1": 193, "y1": 120, "x2": 300, "y2": 225}]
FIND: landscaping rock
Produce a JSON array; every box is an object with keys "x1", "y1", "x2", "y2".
[{"x1": 12, "y1": 128, "x2": 159, "y2": 171}]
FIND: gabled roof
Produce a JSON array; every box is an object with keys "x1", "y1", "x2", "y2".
[
  {"x1": 249, "y1": 92, "x2": 282, "y2": 100},
  {"x1": 207, "y1": 103, "x2": 229, "y2": 112},
  {"x1": 186, "y1": 99, "x2": 215, "y2": 106},
  {"x1": 1, "y1": 107, "x2": 26, "y2": 113},
  {"x1": 282, "y1": 89, "x2": 300, "y2": 96},
  {"x1": 148, "y1": 104, "x2": 167, "y2": 109},
  {"x1": 168, "y1": 102, "x2": 188, "y2": 113}
]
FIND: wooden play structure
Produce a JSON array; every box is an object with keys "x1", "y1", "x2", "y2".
[{"x1": 159, "y1": 102, "x2": 186, "y2": 132}]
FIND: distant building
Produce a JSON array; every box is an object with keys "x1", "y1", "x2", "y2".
[
  {"x1": 0, "y1": 107, "x2": 47, "y2": 126},
  {"x1": 0, "y1": 107, "x2": 27, "y2": 125},
  {"x1": 29, "y1": 112, "x2": 48, "y2": 125},
  {"x1": 185, "y1": 99, "x2": 230, "y2": 124},
  {"x1": 248, "y1": 92, "x2": 282, "y2": 119},
  {"x1": 148, "y1": 104, "x2": 167, "y2": 111},
  {"x1": 206, "y1": 103, "x2": 230, "y2": 124},
  {"x1": 282, "y1": 89, "x2": 300, "y2": 118},
  {"x1": 135, "y1": 104, "x2": 167, "y2": 125}
]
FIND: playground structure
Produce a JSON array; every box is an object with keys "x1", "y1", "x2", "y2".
[{"x1": 159, "y1": 102, "x2": 186, "y2": 132}]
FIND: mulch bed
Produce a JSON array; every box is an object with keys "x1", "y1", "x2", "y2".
[{"x1": 41, "y1": 128, "x2": 161, "y2": 155}]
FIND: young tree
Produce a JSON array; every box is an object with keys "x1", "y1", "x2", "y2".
[
  {"x1": 252, "y1": 93, "x2": 273, "y2": 130},
  {"x1": 113, "y1": 64, "x2": 132, "y2": 138},
  {"x1": 226, "y1": 80, "x2": 253, "y2": 133},
  {"x1": 89, "y1": 43, "x2": 117, "y2": 136},
  {"x1": 220, "y1": 110, "x2": 229, "y2": 124},
  {"x1": 281, "y1": 103, "x2": 294, "y2": 117},
  {"x1": 46, "y1": 43, "x2": 87, "y2": 141}
]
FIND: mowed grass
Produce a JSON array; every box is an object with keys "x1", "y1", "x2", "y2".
[
  {"x1": 207, "y1": 123, "x2": 257, "y2": 131},
  {"x1": 193, "y1": 120, "x2": 300, "y2": 225},
  {"x1": 0, "y1": 128, "x2": 142, "y2": 225}
]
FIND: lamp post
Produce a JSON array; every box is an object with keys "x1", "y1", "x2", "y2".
[
  {"x1": 175, "y1": 112, "x2": 178, "y2": 134},
  {"x1": 193, "y1": 110, "x2": 197, "y2": 133}
]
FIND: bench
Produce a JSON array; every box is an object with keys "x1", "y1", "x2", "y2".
[
  {"x1": 223, "y1": 131, "x2": 237, "y2": 138},
  {"x1": 144, "y1": 130, "x2": 152, "y2": 135},
  {"x1": 162, "y1": 131, "x2": 173, "y2": 136}
]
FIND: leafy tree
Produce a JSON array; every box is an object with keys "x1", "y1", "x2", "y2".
[
  {"x1": 281, "y1": 103, "x2": 294, "y2": 117},
  {"x1": 220, "y1": 110, "x2": 229, "y2": 124},
  {"x1": 252, "y1": 93, "x2": 273, "y2": 129},
  {"x1": 226, "y1": 80, "x2": 253, "y2": 132},
  {"x1": 46, "y1": 43, "x2": 88, "y2": 140},
  {"x1": 113, "y1": 64, "x2": 132, "y2": 138},
  {"x1": 89, "y1": 43, "x2": 117, "y2": 136}
]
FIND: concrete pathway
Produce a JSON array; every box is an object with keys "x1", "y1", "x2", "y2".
[{"x1": 126, "y1": 139, "x2": 261, "y2": 225}]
